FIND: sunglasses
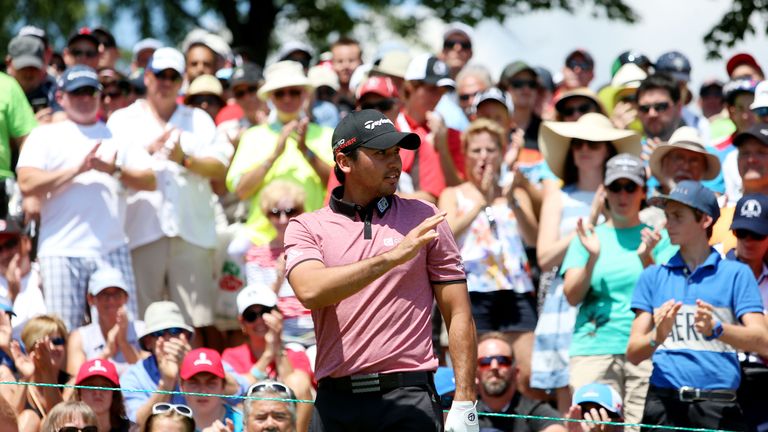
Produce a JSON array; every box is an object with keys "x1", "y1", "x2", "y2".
[
  {"x1": 638, "y1": 102, "x2": 670, "y2": 114},
  {"x1": 478, "y1": 355, "x2": 514, "y2": 368},
  {"x1": 443, "y1": 39, "x2": 471, "y2": 50},
  {"x1": 360, "y1": 99, "x2": 395, "y2": 112},
  {"x1": 559, "y1": 102, "x2": 596, "y2": 117},
  {"x1": 247, "y1": 381, "x2": 295, "y2": 398},
  {"x1": 269, "y1": 207, "x2": 299, "y2": 218},
  {"x1": 101, "y1": 90, "x2": 124, "y2": 100},
  {"x1": 734, "y1": 229, "x2": 768, "y2": 241},
  {"x1": 188, "y1": 95, "x2": 222, "y2": 106},
  {"x1": 619, "y1": 94, "x2": 637, "y2": 104},
  {"x1": 567, "y1": 60, "x2": 593, "y2": 71},
  {"x1": 571, "y1": 139, "x2": 604, "y2": 151},
  {"x1": 69, "y1": 87, "x2": 98, "y2": 97},
  {"x1": 70, "y1": 49, "x2": 98, "y2": 59},
  {"x1": 148, "y1": 327, "x2": 187, "y2": 339},
  {"x1": 509, "y1": 79, "x2": 537, "y2": 90},
  {"x1": 606, "y1": 181, "x2": 640, "y2": 194},
  {"x1": 243, "y1": 306, "x2": 274, "y2": 323},
  {"x1": 58, "y1": 427, "x2": 98, "y2": 432},
  {"x1": 0, "y1": 237, "x2": 19, "y2": 252},
  {"x1": 152, "y1": 403, "x2": 193, "y2": 418},
  {"x1": 458, "y1": 91, "x2": 478, "y2": 102},
  {"x1": 753, "y1": 107, "x2": 768, "y2": 118},
  {"x1": 51, "y1": 337, "x2": 66, "y2": 346},
  {"x1": 154, "y1": 71, "x2": 182, "y2": 83},
  {"x1": 273, "y1": 88, "x2": 303, "y2": 99},
  {"x1": 234, "y1": 85, "x2": 259, "y2": 99}
]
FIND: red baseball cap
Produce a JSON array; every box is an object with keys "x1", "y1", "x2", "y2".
[
  {"x1": 180, "y1": 348, "x2": 225, "y2": 380},
  {"x1": 356, "y1": 76, "x2": 399, "y2": 100},
  {"x1": 726, "y1": 53, "x2": 764, "y2": 78},
  {"x1": 75, "y1": 358, "x2": 120, "y2": 386}
]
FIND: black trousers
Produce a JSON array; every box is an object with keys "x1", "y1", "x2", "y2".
[
  {"x1": 309, "y1": 382, "x2": 444, "y2": 432},
  {"x1": 641, "y1": 386, "x2": 746, "y2": 431}
]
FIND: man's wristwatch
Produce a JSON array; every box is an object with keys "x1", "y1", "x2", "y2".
[{"x1": 704, "y1": 320, "x2": 723, "y2": 341}]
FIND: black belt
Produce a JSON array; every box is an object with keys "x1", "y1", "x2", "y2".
[
  {"x1": 319, "y1": 371, "x2": 432, "y2": 394},
  {"x1": 650, "y1": 385, "x2": 737, "y2": 402}
]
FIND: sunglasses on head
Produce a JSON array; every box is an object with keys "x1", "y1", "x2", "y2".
[
  {"x1": 248, "y1": 381, "x2": 295, "y2": 399},
  {"x1": 753, "y1": 107, "x2": 768, "y2": 118},
  {"x1": 58, "y1": 427, "x2": 97, "y2": 432},
  {"x1": 70, "y1": 49, "x2": 98, "y2": 59},
  {"x1": 560, "y1": 102, "x2": 596, "y2": 117},
  {"x1": 69, "y1": 87, "x2": 98, "y2": 97},
  {"x1": 571, "y1": 139, "x2": 604, "y2": 151},
  {"x1": 360, "y1": 99, "x2": 395, "y2": 112},
  {"x1": 509, "y1": 79, "x2": 537, "y2": 90},
  {"x1": 607, "y1": 181, "x2": 640, "y2": 194},
  {"x1": 638, "y1": 102, "x2": 670, "y2": 114},
  {"x1": 0, "y1": 237, "x2": 19, "y2": 252},
  {"x1": 734, "y1": 229, "x2": 768, "y2": 241},
  {"x1": 154, "y1": 71, "x2": 182, "y2": 83},
  {"x1": 152, "y1": 403, "x2": 193, "y2": 418},
  {"x1": 149, "y1": 327, "x2": 187, "y2": 339},
  {"x1": 478, "y1": 355, "x2": 514, "y2": 368},
  {"x1": 243, "y1": 306, "x2": 275, "y2": 323},
  {"x1": 234, "y1": 85, "x2": 259, "y2": 99},
  {"x1": 273, "y1": 88, "x2": 303, "y2": 99},
  {"x1": 269, "y1": 207, "x2": 299, "y2": 218},
  {"x1": 443, "y1": 39, "x2": 471, "y2": 50}
]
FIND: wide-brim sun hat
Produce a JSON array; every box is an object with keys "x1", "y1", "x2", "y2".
[
  {"x1": 138, "y1": 301, "x2": 194, "y2": 348},
  {"x1": 539, "y1": 113, "x2": 641, "y2": 180},
  {"x1": 649, "y1": 126, "x2": 721, "y2": 181},
  {"x1": 257, "y1": 60, "x2": 313, "y2": 101}
]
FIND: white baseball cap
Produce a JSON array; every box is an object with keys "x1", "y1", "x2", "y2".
[{"x1": 236, "y1": 285, "x2": 278, "y2": 315}]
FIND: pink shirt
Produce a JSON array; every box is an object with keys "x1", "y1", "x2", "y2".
[{"x1": 285, "y1": 190, "x2": 466, "y2": 379}]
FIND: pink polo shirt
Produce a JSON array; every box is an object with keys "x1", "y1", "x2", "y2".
[{"x1": 285, "y1": 190, "x2": 466, "y2": 380}]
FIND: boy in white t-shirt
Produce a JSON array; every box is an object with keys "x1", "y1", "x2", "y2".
[{"x1": 16, "y1": 65, "x2": 156, "y2": 330}]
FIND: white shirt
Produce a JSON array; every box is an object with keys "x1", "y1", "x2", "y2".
[
  {"x1": 107, "y1": 101, "x2": 232, "y2": 249},
  {"x1": 0, "y1": 263, "x2": 46, "y2": 339},
  {"x1": 17, "y1": 120, "x2": 148, "y2": 257},
  {"x1": 723, "y1": 149, "x2": 742, "y2": 206}
]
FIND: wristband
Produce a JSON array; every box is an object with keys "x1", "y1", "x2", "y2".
[
  {"x1": 704, "y1": 320, "x2": 723, "y2": 341},
  {"x1": 250, "y1": 365, "x2": 267, "y2": 380}
]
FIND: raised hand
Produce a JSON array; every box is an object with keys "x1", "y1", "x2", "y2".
[
  {"x1": 637, "y1": 222, "x2": 665, "y2": 262},
  {"x1": 576, "y1": 218, "x2": 600, "y2": 258},
  {"x1": 694, "y1": 299, "x2": 716, "y2": 338},
  {"x1": 588, "y1": 185, "x2": 606, "y2": 226},
  {"x1": 388, "y1": 213, "x2": 445, "y2": 265},
  {"x1": 77, "y1": 142, "x2": 102, "y2": 174},
  {"x1": 263, "y1": 309, "x2": 284, "y2": 354},
  {"x1": 147, "y1": 129, "x2": 173, "y2": 155},
  {"x1": 425, "y1": 111, "x2": 448, "y2": 150},
  {"x1": 610, "y1": 100, "x2": 637, "y2": 130},
  {"x1": 653, "y1": 299, "x2": 682, "y2": 344},
  {"x1": 0, "y1": 313, "x2": 12, "y2": 354},
  {"x1": 10, "y1": 340, "x2": 34, "y2": 379}
]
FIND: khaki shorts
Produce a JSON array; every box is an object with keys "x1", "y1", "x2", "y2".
[{"x1": 131, "y1": 236, "x2": 215, "y2": 327}]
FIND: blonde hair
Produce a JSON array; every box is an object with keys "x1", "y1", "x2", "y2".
[
  {"x1": 461, "y1": 118, "x2": 507, "y2": 153},
  {"x1": 259, "y1": 180, "x2": 306, "y2": 215},
  {"x1": 42, "y1": 401, "x2": 97, "y2": 432},
  {"x1": 21, "y1": 314, "x2": 68, "y2": 350}
]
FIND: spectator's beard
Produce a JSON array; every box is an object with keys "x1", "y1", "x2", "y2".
[{"x1": 481, "y1": 377, "x2": 509, "y2": 396}]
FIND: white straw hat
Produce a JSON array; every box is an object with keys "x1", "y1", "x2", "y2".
[{"x1": 257, "y1": 60, "x2": 313, "y2": 101}]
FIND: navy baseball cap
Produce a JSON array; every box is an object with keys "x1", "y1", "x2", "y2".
[
  {"x1": 731, "y1": 194, "x2": 768, "y2": 236},
  {"x1": 331, "y1": 109, "x2": 420, "y2": 155},
  {"x1": 648, "y1": 180, "x2": 720, "y2": 223},
  {"x1": 58, "y1": 65, "x2": 102, "y2": 93}
]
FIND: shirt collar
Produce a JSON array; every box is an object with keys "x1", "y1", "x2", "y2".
[
  {"x1": 329, "y1": 186, "x2": 393, "y2": 220},
  {"x1": 665, "y1": 248, "x2": 721, "y2": 271}
]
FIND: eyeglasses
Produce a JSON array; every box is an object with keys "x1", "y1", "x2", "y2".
[
  {"x1": 571, "y1": 139, "x2": 605, "y2": 151},
  {"x1": 69, "y1": 87, "x2": 98, "y2": 98},
  {"x1": 234, "y1": 85, "x2": 259, "y2": 99},
  {"x1": 509, "y1": 79, "x2": 537, "y2": 90},
  {"x1": 734, "y1": 229, "x2": 768, "y2": 241},
  {"x1": 243, "y1": 306, "x2": 275, "y2": 323},
  {"x1": 51, "y1": 337, "x2": 66, "y2": 346},
  {"x1": 753, "y1": 107, "x2": 768, "y2": 118},
  {"x1": 148, "y1": 327, "x2": 187, "y2": 339},
  {"x1": 58, "y1": 427, "x2": 98, "y2": 432},
  {"x1": 151, "y1": 403, "x2": 193, "y2": 418},
  {"x1": 0, "y1": 237, "x2": 19, "y2": 252},
  {"x1": 70, "y1": 49, "x2": 98, "y2": 59},
  {"x1": 478, "y1": 355, "x2": 514, "y2": 368},
  {"x1": 188, "y1": 95, "x2": 222, "y2": 106},
  {"x1": 606, "y1": 181, "x2": 640, "y2": 194},
  {"x1": 559, "y1": 102, "x2": 596, "y2": 117},
  {"x1": 154, "y1": 71, "x2": 182, "y2": 83},
  {"x1": 269, "y1": 207, "x2": 299, "y2": 218},
  {"x1": 101, "y1": 90, "x2": 124, "y2": 100},
  {"x1": 273, "y1": 88, "x2": 303, "y2": 99},
  {"x1": 458, "y1": 91, "x2": 478, "y2": 102},
  {"x1": 443, "y1": 39, "x2": 471, "y2": 50},
  {"x1": 360, "y1": 99, "x2": 396, "y2": 112},
  {"x1": 247, "y1": 381, "x2": 295, "y2": 399},
  {"x1": 638, "y1": 102, "x2": 671, "y2": 114}
]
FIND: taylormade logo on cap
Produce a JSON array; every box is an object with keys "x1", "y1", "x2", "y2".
[{"x1": 364, "y1": 118, "x2": 394, "y2": 130}]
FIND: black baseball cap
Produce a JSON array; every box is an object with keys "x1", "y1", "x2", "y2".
[
  {"x1": 332, "y1": 109, "x2": 420, "y2": 155},
  {"x1": 648, "y1": 180, "x2": 720, "y2": 223},
  {"x1": 67, "y1": 27, "x2": 99, "y2": 48},
  {"x1": 733, "y1": 123, "x2": 768, "y2": 148}
]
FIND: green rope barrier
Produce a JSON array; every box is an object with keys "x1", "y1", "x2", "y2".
[{"x1": 0, "y1": 381, "x2": 734, "y2": 432}]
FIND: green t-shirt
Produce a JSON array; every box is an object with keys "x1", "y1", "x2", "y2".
[
  {"x1": 225, "y1": 121, "x2": 334, "y2": 245},
  {"x1": 561, "y1": 223, "x2": 678, "y2": 356},
  {"x1": 0, "y1": 73, "x2": 37, "y2": 178}
]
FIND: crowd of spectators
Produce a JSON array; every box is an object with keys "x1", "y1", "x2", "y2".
[{"x1": 0, "y1": 19, "x2": 767, "y2": 432}]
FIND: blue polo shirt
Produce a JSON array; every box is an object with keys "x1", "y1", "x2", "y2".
[{"x1": 631, "y1": 249, "x2": 764, "y2": 390}]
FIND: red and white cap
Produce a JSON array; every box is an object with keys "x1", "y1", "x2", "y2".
[
  {"x1": 356, "y1": 76, "x2": 399, "y2": 100},
  {"x1": 75, "y1": 358, "x2": 120, "y2": 386},
  {"x1": 180, "y1": 348, "x2": 225, "y2": 380}
]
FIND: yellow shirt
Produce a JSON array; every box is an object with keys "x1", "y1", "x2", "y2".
[
  {"x1": 226, "y1": 122, "x2": 334, "y2": 245},
  {"x1": 710, "y1": 205, "x2": 736, "y2": 254}
]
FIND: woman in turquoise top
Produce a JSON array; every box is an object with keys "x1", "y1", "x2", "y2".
[{"x1": 561, "y1": 153, "x2": 677, "y2": 426}]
